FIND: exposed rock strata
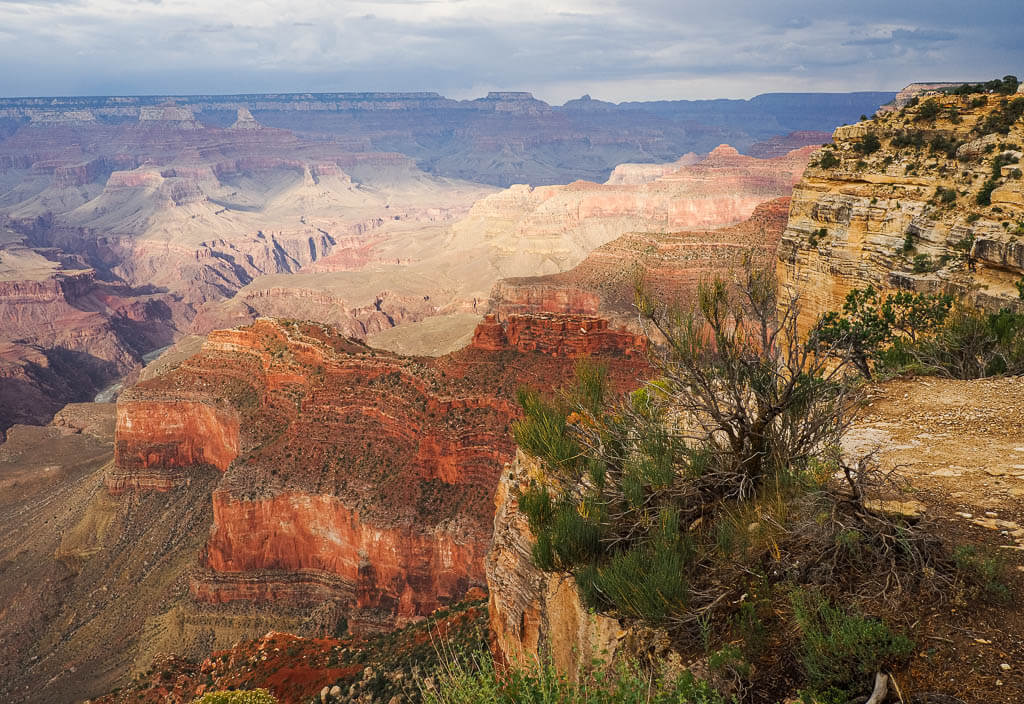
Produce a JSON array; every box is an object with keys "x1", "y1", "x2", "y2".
[
  {"x1": 777, "y1": 89, "x2": 1024, "y2": 334},
  {"x1": 490, "y1": 197, "x2": 792, "y2": 330},
  {"x1": 446, "y1": 145, "x2": 813, "y2": 285},
  {"x1": 114, "y1": 317, "x2": 644, "y2": 630},
  {"x1": 486, "y1": 450, "x2": 624, "y2": 675}
]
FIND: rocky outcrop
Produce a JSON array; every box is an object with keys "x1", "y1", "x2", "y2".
[
  {"x1": 777, "y1": 88, "x2": 1024, "y2": 334},
  {"x1": 486, "y1": 450, "x2": 624, "y2": 675},
  {"x1": 490, "y1": 197, "x2": 792, "y2": 330},
  {"x1": 471, "y1": 313, "x2": 646, "y2": 358},
  {"x1": 604, "y1": 153, "x2": 702, "y2": 185},
  {"x1": 109, "y1": 398, "x2": 240, "y2": 493},
  {"x1": 114, "y1": 317, "x2": 644, "y2": 630}
]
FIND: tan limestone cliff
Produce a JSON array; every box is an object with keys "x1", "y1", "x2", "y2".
[
  {"x1": 486, "y1": 450, "x2": 624, "y2": 676},
  {"x1": 777, "y1": 90, "x2": 1024, "y2": 334}
]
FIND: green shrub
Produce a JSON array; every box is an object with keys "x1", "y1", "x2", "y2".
[
  {"x1": 953, "y1": 545, "x2": 1011, "y2": 601},
  {"x1": 978, "y1": 97, "x2": 1024, "y2": 135},
  {"x1": 929, "y1": 135, "x2": 961, "y2": 158},
  {"x1": 812, "y1": 287, "x2": 953, "y2": 379},
  {"x1": 193, "y1": 690, "x2": 278, "y2": 704},
  {"x1": 790, "y1": 589, "x2": 914, "y2": 698},
  {"x1": 817, "y1": 150, "x2": 840, "y2": 169},
  {"x1": 933, "y1": 186, "x2": 957, "y2": 205},
  {"x1": 576, "y1": 510, "x2": 693, "y2": 620},
  {"x1": 421, "y1": 650, "x2": 729, "y2": 704},
  {"x1": 854, "y1": 133, "x2": 881, "y2": 155},
  {"x1": 915, "y1": 98, "x2": 941, "y2": 121},
  {"x1": 912, "y1": 253, "x2": 935, "y2": 273},
  {"x1": 948, "y1": 75, "x2": 1019, "y2": 96},
  {"x1": 977, "y1": 176, "x2": 999, "y2": 205},
  {"x1": 914, "y1": 306, "x2": 1024, "y2": 378},
  {"x1": 891, "y1": 130, "x2": 925, "y2": 149}
]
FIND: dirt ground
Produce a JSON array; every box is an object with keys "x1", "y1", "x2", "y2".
[{"x1": 844, "y1": 376, "x2": 1024, "y2": 703}]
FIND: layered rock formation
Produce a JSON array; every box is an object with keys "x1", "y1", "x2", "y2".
[
  {"x1": 0, "y1": 225, "x2": 189, "y2": 434},
  {"x1": 486, "y1": 449, "x2": 625, "y2": 675},
  {"x1": 489, "y1": 197, "x2": 792, "y2": 329},
  {"x1": 0, "y1": 116, "x2": 493, "y2": 426},
  {"x1": 444, "y1": 145, "x2": 813, "y2": 286},
  {"x1": 187, "y1": 145, "x2": 813, "y2": 358},
  {"x1": 777, "y1": 88, "x2": 1024, "y2": 333},
  {"x1": 113, "y1": 317, "x2": 645, "y2": 631}
]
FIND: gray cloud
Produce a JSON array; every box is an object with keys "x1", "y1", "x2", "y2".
[{"x1": 0, "y1": 0, "x2": 1019, "y2": 102}]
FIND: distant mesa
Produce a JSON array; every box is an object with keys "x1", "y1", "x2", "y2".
[
  {"x1": 28, "y1": 109, "x2": 97, "y2": 125},
  {"x1": 229, "y1": 107, "x2": 262, "y2": 130},
  {"x1": 138, "y1": 105, "x2": 202, "y2": 128}
]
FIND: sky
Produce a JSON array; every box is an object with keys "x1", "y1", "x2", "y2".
[{"x1": 0, "y1": 0, "x2": 1021, "y2": 103}]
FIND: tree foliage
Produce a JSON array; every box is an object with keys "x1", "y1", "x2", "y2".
[{"x1": 812, "y1": 286, "x2": 1024, "y2": 379}]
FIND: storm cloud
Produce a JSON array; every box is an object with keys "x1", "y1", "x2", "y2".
[{"x1": 0, "y1": 0, "x2": 1019, "y2": 101}]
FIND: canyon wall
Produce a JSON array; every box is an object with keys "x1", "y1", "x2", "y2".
[
  {"x1": 489, "y1": 197, "x2": 792, "y2": 330},
  {"x1": 445, "y1": 145, "x2": 813, "y2": 285},
  {"x1": 113, "y1": 316, "x2": 644, "y2": 631},
  {"x1": 486, "y1": 449, "x2": 626, "y2": 676},
  {"x1": 777, "y1": 89, "x2": 1024, "y2": 334}
]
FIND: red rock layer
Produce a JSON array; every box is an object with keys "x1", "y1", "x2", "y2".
[
  {"x1": 472, "y1": 313, "x2": 646, "y2": 358},
  {"x1": 109, "y1": 399, "x2": 240, "y2": 493},
  {"x1": 113, "y1": 317, "x2": 643, "y2": 629}
]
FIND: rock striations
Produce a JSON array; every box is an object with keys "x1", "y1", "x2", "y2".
[
  {"x1": 489, "y1": 197, "x2": 792, "y2": 330},
  {"x1": 777, "y1": 88, "x2": 1024, "y2": 334},
  {"x1": 112, "y1": 317, "x2": 645, "y2": 631}
]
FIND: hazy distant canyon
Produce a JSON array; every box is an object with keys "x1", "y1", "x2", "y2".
[{"x1": 0, "y1": 90, "x2": 888, "y2": 435}]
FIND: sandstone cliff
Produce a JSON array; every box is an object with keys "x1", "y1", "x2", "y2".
[
  {"x1": 777, "y1": 88, "x2": 1024, "y2": 333},
  {"x1": 113, "y1": 317, "x2": 645, "y2": 631},
  {"x1": 486, "y1": 449, "x2": 625, "y2": 675}
]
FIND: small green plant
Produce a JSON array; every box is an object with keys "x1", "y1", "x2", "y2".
[
  {"x1": 953, "y1": 545, "x2": 1011, "y2": 601},
  {"x1": 818, "y1": 150, "x2": 840, "y2": 169},
  {"x1": 194, "y1": 690, "x2": 279, "y2": 704},
  {"x1": 790, "y1": 589, "x2": 914, "y2": 699},
  {"x1": 420, "y1": 651, "x2": 729, "y2": 704},
  {"x1": 915, "y1": 98, "x2": 941, "y2": 121},
  {"x1": 933, "y1": 186, "x2": 957, "y2": 205},
  {"x1": 912, "y1": 253, "x2": 935, "y2": 273},
  {"x1": 854, "y1": 133, "x2": 881, "y2": 155}
]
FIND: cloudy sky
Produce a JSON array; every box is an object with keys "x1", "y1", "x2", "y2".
[{"x1": 0, "y1": 0, "x2": 1020, "y2": 103}]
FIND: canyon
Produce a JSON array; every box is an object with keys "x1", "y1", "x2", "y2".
[
  {"x1": 0, "y1": 120, "x2": 813, "y2": 434},
  {"x1": 0, "y1": 193, "x2": 795, "y2": 702},
  {"x1": 0, "y1": 92, "x2": 892, "y2": 187},
  {"x1": 0, "y1": 87, "x2": 916, "y2": 704},
  {"x1": 489, "y1": 197, "x2": 791, "y2": 329}
]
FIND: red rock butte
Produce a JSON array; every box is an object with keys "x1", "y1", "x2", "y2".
[{"x1": 111, "y1": 317, "x2": 645, "y2": 630}]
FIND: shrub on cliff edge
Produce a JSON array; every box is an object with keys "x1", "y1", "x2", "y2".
[{"x1": 193, "y1": 689, "x2": 278, "y2": 704}]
